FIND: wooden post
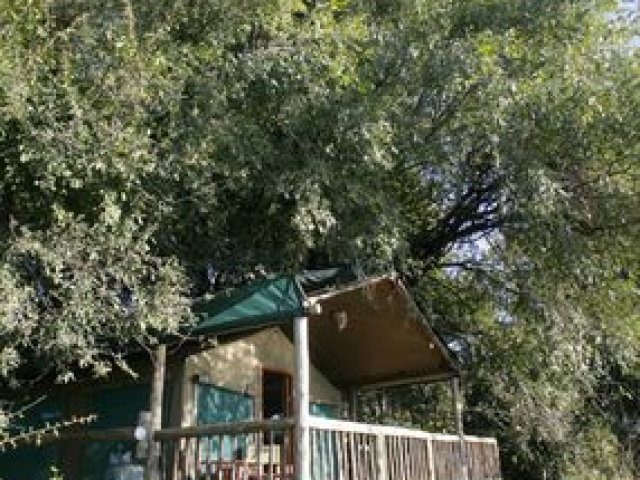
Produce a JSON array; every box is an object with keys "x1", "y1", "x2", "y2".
[
  {"x1": 294, "y1": 316, "x2": 311, "y2": 480},
  {"x1": 147, "y1": 344, "x2": 167, "y2": 480},
  {"x1": 348, "y1": 388, "x2": 358, "y2": 421},
  {"x1": 452, "y1": 377, "x2": 469, "y2": 480}
]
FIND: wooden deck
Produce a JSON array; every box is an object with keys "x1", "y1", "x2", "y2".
[{"x1": 155, "y1": 418, "x2": 501, "y2": 480}]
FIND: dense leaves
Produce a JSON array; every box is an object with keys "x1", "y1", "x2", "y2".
[{"x1": 0, "y1": 0, "x2": 638, "y2": 477}]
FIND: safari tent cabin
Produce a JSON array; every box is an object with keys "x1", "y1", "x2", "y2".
[{"x1": 0, "y1": 270, "x2": 501, "y2": 480}]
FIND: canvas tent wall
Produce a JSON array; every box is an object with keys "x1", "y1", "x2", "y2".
[{"x1": 182, "y1": 327, "x2": 342, "y2": 427}]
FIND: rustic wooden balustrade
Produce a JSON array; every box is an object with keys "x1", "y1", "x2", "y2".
[
  {"x1": 156, "y1": 418, "x2": 296, "y2": 480},
  {"x1": 151, "y1": 417, "x2": 501, "y2": 480}
]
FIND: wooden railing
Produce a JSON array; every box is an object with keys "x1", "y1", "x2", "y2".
[
  {"x1": 155, "y1": 418, "x2": 501, "y2": 480},
  {"x1": 308, "y1": 417, "x2": 501, "y2": 480},
  {"x1": 155, "y1": 418, "x2": 296, "y2": 480}
]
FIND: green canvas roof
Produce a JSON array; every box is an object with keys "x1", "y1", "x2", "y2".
[
  {"x1": 192, "y1": 276, "x2": 304, "y2": 336},
  {"x1": 191, "y1": 269, "x2": 358, "y2": 336}
]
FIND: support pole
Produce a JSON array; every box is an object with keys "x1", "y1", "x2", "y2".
[
  {"x1": 348, "y1": 388, "x2": 358, "y2": 421},
  {"x1": 452, "y1": 377, "x2": 469, "y2": 480},
  {"x1": 294, "y1": 316, "x2": 311, "y2": 480},
  {"x1": 147, "y1": 344, "x2": 167, "y2": 480}
]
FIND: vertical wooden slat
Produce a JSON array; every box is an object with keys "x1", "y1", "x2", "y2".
[
  {"x1": 268, "y1": 429, "x2": 274, "y2": 480},
  {"x1": 321, "y1": 427, "x2": 329, "y2": 480},
  {"x1": 348, "y1": 432, "x2": 356, "y2": 480},
  {"x1": 408, "y1": 438, "x2": 414, "y2": 480},
  {"x1": 363, "y1": 434, "x2": 369, "y2": 479},
  {"x1": 395, "y1": 436, "x2": 400, "y2": 480},
  {"x1": 409, "y1": 439, "x2": 416, "y2": 480},
  {"x1": 403, "y1": 438, "x2": 410, "y2": 480},
  {"x1": 387, "y1": 436, "x2": 395, "y2": 480},
  {"x1": 412, "y1": 439, "x2": 420, "y2": 480},
  {"x1": 280, "y1": 431, "x2": 287, "y2": 480},
  {"x1": 361, "y1": 434, "x2": 367, "y2": 480},
  {"x1": 327, "y1": 428, "x2": 333, "y2": 480},
  {"x1": 194, "y1": 436, "x2": 201, "y2": 479},
  {"x1": 368, "y1": 435, "x2": 376, "y2": 480},
  {"x1": 397, "y1": 436, "x2": 404, "y2": 480},
  {"x1": 358, "y1": 433, "x2": 365, "y2": 480},
  {"x1": 442, "y1": 441, "x2": 448, "y2": 480},
  {"x1": 353, "y1": 433, "x2": 360, "y2": 480},
  {"x1": 344, "y1": 431, "x2": 352, "y2": 480},
  {"x1": 402, "y1": 436, "x2": 409, "y2": 480},
  {"x1": 336, "y1": 431, "x2": 345, "y2": 480},
  {"x1": 417, "y1": 438, "x2": 424, "y2": 480},
  {"x1": 419, "y1": 439, "x2": 428, "y2": 480},
  {"x1": 204, "y1": 436, "x2": 211, "y2": 480},
  {"x1": 324, "y1": 430, "x2": 331, "y2": 480},
  {"x1": 437, "y1": 440, "x2": 444, "y2": 480},
  {"x1": 467, "y1": 442, "x2": 475, "y2": 480},
  {"x1": 179, "y1": 440, "x2": 186, "y2": 480},
  {"x1": 343, "y1": 431, "x2": 350, "y2": 480},
  {"x1": 418, "y1": 438, "x2": 426, "y2": 480},
  {"x1": 242, "y1": 434, "x2": 249, "y2": 480},
  {"x1": 217, "y1": 434, "x2": 224, "y2": 480},
  {"x1": 375, "y1": 433, "x2": 388, "y2": 480},
  {"x1": 257, "y1": 429, "x2": 263, "y2": 480},
  {"x1": 310, "y1": 429, "x2": 316, "y2": 480},
  {"x1": 478, "y1": 442, "x2": 486, "y2": 479},
  {"x1": 332, "y1": 431, "x2": 338, "y2": 480},
  {"x1": 401, "y1": 437, "x2": 408, "y2": 480},
  {"x1": 368, "y1": 434, "x2": 374, "y2": 479},
  {"x1": 365, "y1": 435, "x2": 371, "y2": 479},
  {"x1": 411, "y1": 438, "x2": 417, "y2": 480},
  {"x1": 414, "y1": 439, "x2": 423, "y2": 480},
  {"x1": 408, "y1": 437, "x2": 413, "y2": 480},
  {"x1": 399, "y1": 437, "x2": 406, "y2": 480},
  {"x1": 171, "y1": 440, "x2": 179, "y2": 480},
  {"x1": 231, "y1": 435, "x2": 238, "y2": 479},
  {"x1": 409, "y1": 437, "x2": 416, "y2": 480},
  {"x1": 428, "y1": 438, "x2": 435, "y2": 480},
  {"x1": 147, "y1": 344, "x2": 166, "y2": 480},
  {"x1": 184, "y1": 437, "x2": 190, "y2": 480}
]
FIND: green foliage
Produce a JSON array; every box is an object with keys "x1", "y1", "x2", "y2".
[{"x1": 0, "y1": 0, "x2": 638, "y2": 477}]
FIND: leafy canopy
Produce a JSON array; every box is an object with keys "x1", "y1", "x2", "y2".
[{"x1": 0, "y1": 0, "x2": 638, "y2": 476}]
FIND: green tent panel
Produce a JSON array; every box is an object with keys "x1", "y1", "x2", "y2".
[
  {"x1": 196, "y1": 384, "x2": 253, "y2": 461},
  {"x1": 191, "y1": 269, "x2": 360, "y2": 337},
  {"x1": 192, "y1": 276, "x2": 306, "y2": 336},
  {"x1": 310, "y1": 402, "x2": 341, "y2": 419},
  {"x1": 81, "y1": 385, "x2": 150, "y2": 480}
]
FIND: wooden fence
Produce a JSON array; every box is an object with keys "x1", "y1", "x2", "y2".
[
  {"x1": 156, "y1": 418, "x2": 296, "y2": 480},
  {"x1": 307, "y1": 417, "x2": 501, "y2": 480},
  {"x1": 153, "y1": 417, "x2": 501, "y2": 480}
]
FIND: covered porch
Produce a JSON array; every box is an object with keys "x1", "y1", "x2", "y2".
[{"x1": 144, "y1": 271, "x2": 501, "y2": 480}]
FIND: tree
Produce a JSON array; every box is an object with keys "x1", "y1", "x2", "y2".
[{"x1": 0, "y1": 0, "x2": 638, "y2": 476}]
